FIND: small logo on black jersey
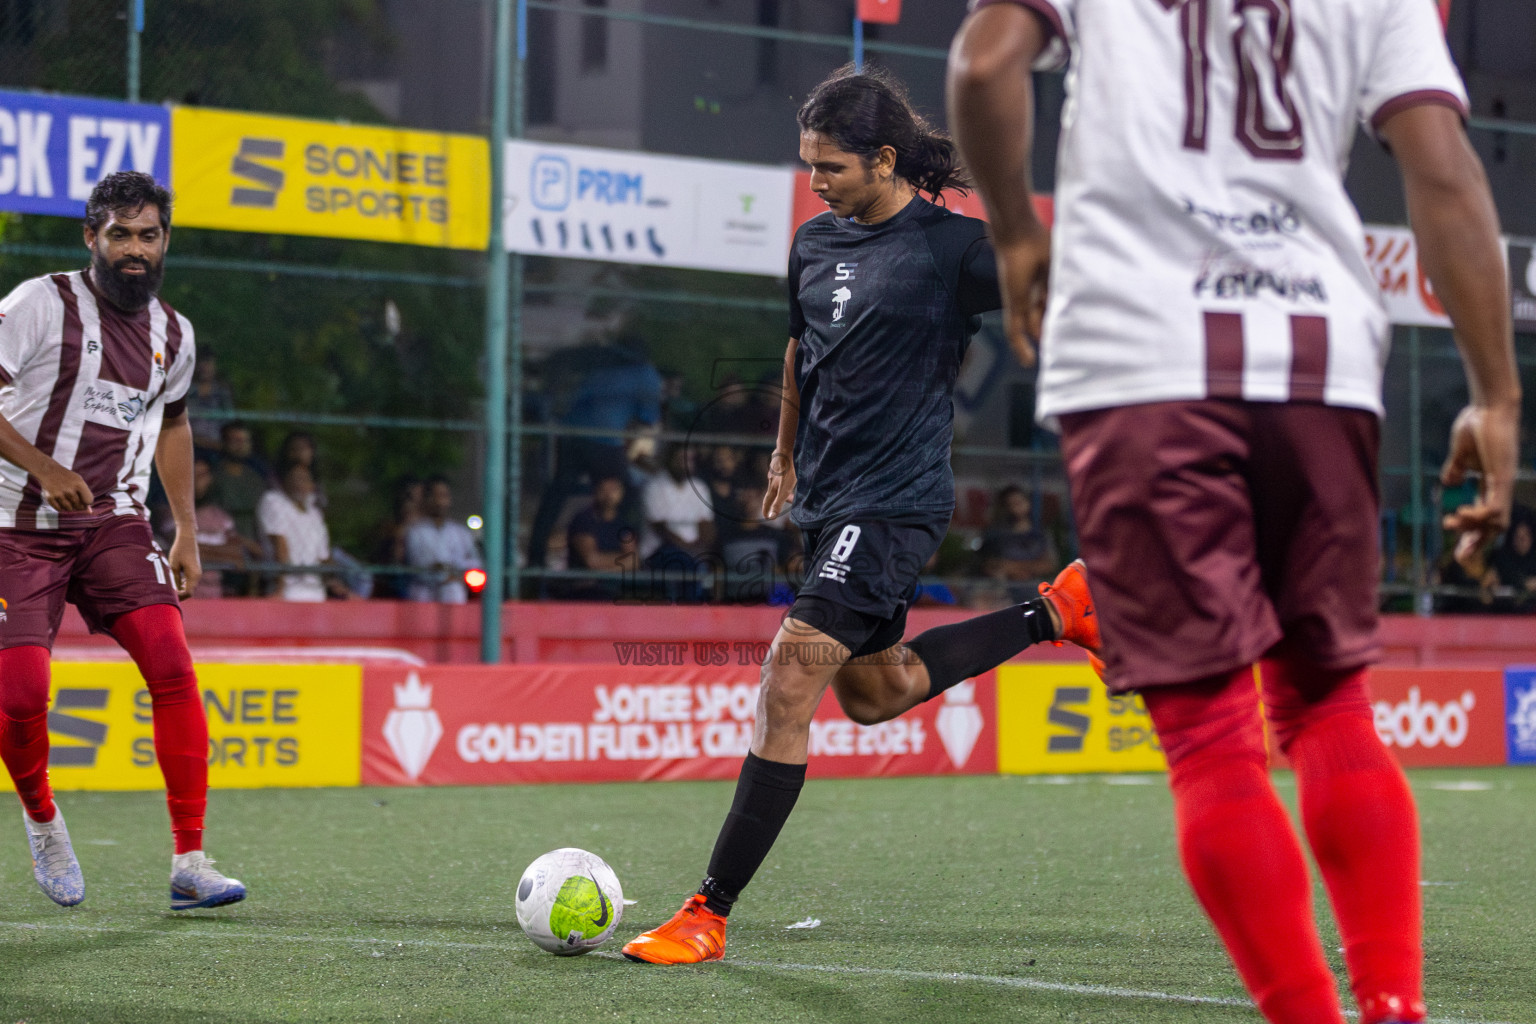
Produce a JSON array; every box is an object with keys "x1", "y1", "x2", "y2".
[
  {"x1": 835, "y1": 262, "x2": 858, "y2": 281},
  {"x1": 831, "y1": 286, "x2": 852, "y2": 323}
]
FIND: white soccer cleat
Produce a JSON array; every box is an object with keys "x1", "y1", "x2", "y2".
[
  {"x1": 170, "y1": 851, "x2": 246, "y2": 911},
  {"x1": 24, "y1": 808, "x2": 85, "y2": 907}
]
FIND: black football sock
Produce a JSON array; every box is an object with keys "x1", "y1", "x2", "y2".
[
  {"x1": 908, "y1": 598, "x2": 1056, "y2": 701},
  {"x1": 697, "y1": 752, "x2": 807, "y2": 917}
]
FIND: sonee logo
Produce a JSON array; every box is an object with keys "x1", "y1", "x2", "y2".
[
  {"x1": 1047, "y1": 686, "x2": 1090, "y2": 753},
  {"x1": 230, "y1": 137, "x2": 285, "y2": 208},
  {"x1": 0, "y1": 596, "x2": 7, "y2": 623},
  {"x1": 817, "y1": 524, "x2": 861, "y2": 584},
  {"x1": 49, "y1": 689, "x2": 109, "y2": 767}
]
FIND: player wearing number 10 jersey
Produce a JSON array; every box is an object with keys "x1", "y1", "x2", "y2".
[
  {"x1": 952, "y1": 1, "x2": 1519, "y2": 1022},
  {"x1": 0, "y1": 171, "x2": 245, "y2": 911}
]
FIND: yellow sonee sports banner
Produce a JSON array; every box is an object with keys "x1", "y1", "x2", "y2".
[
  {"x1": 171, "y1": 107, "x2": 490, "y2": 249},
  {"x1": 996, "y1": 664, "x2": 1167, "y2": 775},
  {"x1": 3, "y1": 664, "x2": 362, "y2": 792}
]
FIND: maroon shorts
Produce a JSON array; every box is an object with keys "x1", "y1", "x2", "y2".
[
  {"x1": 0, "y1": 516, "x2": 180, "y2": 650},
  {"x1": 1059, "y1": 400, "x2": 1381, "y2": 693}
]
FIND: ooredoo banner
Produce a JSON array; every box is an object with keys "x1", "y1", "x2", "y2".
[
  {"x1": 1364, "y1": 668, "x2": 1506, "y2": 768},
  {"x1": 0, "y1": 89, "x2": 170, "y2": 218},
  {"x1": 2, "y1": 663, "x2": 362, "y2": 792},
  {"x1": 361, "y1": 665, "x2": 997, "y2": 786}
]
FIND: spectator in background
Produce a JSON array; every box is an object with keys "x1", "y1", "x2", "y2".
[
  {"x1": 718, "y1": 484, "x2": 796, "y2": 603},
  {"x1": 978, "y1": 485, "x2": 1058, "y2": 588},
  {"x1": 184, "y1": 353, "x2": 235, "y2": 451},
  {"x1": 641, "y1": 445, "x2": 715, "y2": 601},
  {"x1": 207, "y1": 421, "x2": 270, "y2": 548},
  {"x1": 564, "y1": 474, "x2": 638, "y2": 600},
  {"x1": 259, "y1": 463, "x2": 350, "y2": 602},
  {"x1": 276, "y1": 432, "x2": 323, "y2": 502},
  {"x1": 370, "y1": 477, "x2": 425, "y2": 599},
  {"x1": 642, "y1": 445, "x2": 715, "y2": 563},
  {"x1": 526, "y1": 335, "x2": 662, "y2": 568},
  {"x1": 192, "y1": 454, "x2": 262, "y2": 599},
  {"x1": 703, "y1": 445, "x2": 747, "y2": 518},
  {"x1": 1481, "y1": 513, "x2": 1536, "y2": 610},
  {"x1": 405, "y1": 476, "x2": 481, "y2": 604}
]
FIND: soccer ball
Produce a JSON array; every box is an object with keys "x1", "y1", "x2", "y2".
[{"x1": 515, "y1": 848, "x2": 625, "y2": 955}]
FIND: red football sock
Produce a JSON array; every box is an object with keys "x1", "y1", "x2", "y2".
[
  {"x1": 1144, "y1": 669, "x2": 1345, "y2": 1024},
  {"x1": 1262, "y1": 660, "x2": 1424, "y2": 1024},
  {"x1": 111, "y1": 606, "x2": 207, "y2": 855},
  {"x1": 0, "y1": 645, "x2": 56, "y2": 822}
]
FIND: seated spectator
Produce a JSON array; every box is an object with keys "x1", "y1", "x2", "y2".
[
  {"x1": 642, "y1": 446, "x2": 715, "y2": 563},
  {"x1": 207, "y1": 421, "x2": 271, "y2": 549},
  {"x1": 258, "y1": 463, "x2": 351, "y2": 602},
  {"x1": 404, "y1": 476, "x2": 482, "y2": 604},
  {"x1": 185, "y1": 353, "x2": 235, "y2": 452},
  {"x1": 191, "y1": 454, "x2": 262, "y2": 599},
  {"x1": 1481, "y1": 515, "x2": 1536, "y2": 610},
  {"x1": 978, "y1": 485, "x2": 1058, "y2": 583},
  {"x1": 718, "y1": 484, "x2": 796, "y2": 603},
  {"x1": 562, "y1": 474, "x2": 638, "y2": 600},
  {"x1": 277, "y1": 431, "x2": 326, "y2": 506},
  {"x1": 703, "y1": 445, "x2": 747, "y2": 518},
  {"x1": 370, "y1": 477, "x2": 425, "y2": 599},
  {"x1": 641, "y1": 445, "x2": 715, "y2": 602}
]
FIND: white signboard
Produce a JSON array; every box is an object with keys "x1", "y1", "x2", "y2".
[
  {"x1": 1363, "y1": 224, "x2": 1452, "y2": 328},
  {"x1": 504, "y1": 140, "x2": 794, "y2": 277}
]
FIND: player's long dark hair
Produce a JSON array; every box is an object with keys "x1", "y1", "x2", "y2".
[{"x1": 797, "y1": 65, "x2": 971, "y2": 200}]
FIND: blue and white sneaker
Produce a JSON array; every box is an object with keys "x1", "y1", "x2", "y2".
[
  {"x1": 24, "y1": 808, "x2": 85, "y2": 907},
  {"x1": 170, "y1": 851, "x2": 246, "y2": 910}
]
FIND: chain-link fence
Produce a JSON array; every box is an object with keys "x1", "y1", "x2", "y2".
[{"x1": 0, "y1": 0, "x2": 1533, "y2": 614}]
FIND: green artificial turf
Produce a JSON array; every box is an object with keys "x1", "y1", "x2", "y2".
[{"x1": 0, "y1": 768, "x2": 1531, "y2": 1023}]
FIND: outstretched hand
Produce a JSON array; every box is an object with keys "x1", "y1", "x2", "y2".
[
  {"x1": 992, "y1": 221, "x2": 1052, "y2": 367},
  {"x1": 1441, "y1": 403, "x2": 1521, "y2": 563}
]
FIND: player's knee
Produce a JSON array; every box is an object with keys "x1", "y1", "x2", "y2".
[{"x1": 756, "y1": 666, "x2": 821, "y2": 732}]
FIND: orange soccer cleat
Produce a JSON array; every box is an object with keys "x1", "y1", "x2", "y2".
[
  {"x1": 1039, "y1": 559, "x2": 1105, "y2": 678},
  {"x1": 622, "y1": 894, "x2": 727, "y2": 964}
]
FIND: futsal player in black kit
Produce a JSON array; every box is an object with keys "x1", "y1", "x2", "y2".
[{"x1": 623, "y1": 66, "x2": 1100, "y2": 964}]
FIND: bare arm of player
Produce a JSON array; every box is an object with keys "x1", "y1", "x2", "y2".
[
  {"x1": 154, "y1": 411, "x2": 202, "y2": 599},
  {"x1": 763, "y1": 336, "x2": 799, "y2": 520},
  {"x1": 1381, "y1": 104, "x2": 1522, "y2": 562},
  {"x1": 0, "y1": 411, "x2": 93, "y2": 511},
  {"x1": 947, "y1": 4, "x2": 1051, "y2": 367}
]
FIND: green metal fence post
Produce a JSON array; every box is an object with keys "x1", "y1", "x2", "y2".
[
  {"x1": 481, "y1": 0, "x2": 513, "y2": 663},
  {"x1": 507, "y1": 0, "x2": 528, "y2": 607},
  {"x1": 127, "y1": 0, "x2": 144, "y2": 102}
]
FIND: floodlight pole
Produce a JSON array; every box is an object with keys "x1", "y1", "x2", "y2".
[
  {"x1": 126, "y1": 0, "x2": 144, "y2": 101},
  {"x1": 507, "y1": 0, "x2": 528, "y2": 608},
  {"x1": 481, "y1": 0, "x2": 514, "y2": 663},
  {"x1": 852, "y1": 15, "x2": 864, "y2": 71}
]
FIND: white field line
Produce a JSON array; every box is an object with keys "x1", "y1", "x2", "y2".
[{"x1": 0, "y1": 919, "x2": 1522, "y2": 1024}]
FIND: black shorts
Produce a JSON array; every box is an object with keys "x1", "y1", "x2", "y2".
[{"x1": 788, "y1": 513, "x2": 947, "y2": 658}]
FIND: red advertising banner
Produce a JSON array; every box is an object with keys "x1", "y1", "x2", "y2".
[
  {"x1": 1268, "y1": 667, "x2": 1506, "y2": 769},
  {"x1": 857, "y1": 0, "x2": 902, "y2": 25},
  {"x1": 362, "y1": 664, "x2": 997, "y2": 786}
]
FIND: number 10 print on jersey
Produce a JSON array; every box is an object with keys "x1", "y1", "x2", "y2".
[{"x1": 1155, "y1": 0, "x2": 1304, "y2": 160}]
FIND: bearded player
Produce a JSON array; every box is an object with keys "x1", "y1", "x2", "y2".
[
  {"x1": 622, "y1": 66, "x2": 1100, "y2": 965},
  {"x1": 0, "y1": 171, "x2": 245, "y2": 910},
  {"x1": 950, "y1": 1, "x2": 1518, "y2": 1022}
]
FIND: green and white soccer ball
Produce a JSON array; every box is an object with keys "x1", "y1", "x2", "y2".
[{"x1": 515, "y1": 848, "x2": 624, "y2": 955}]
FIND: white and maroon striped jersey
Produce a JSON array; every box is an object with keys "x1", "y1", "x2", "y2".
[
  {"x1": 998, "y1": 0, "x2": 1467, "y2": 422},
  {"x1": 0, "y1": 271, "x2": 195, "y2": 528}
]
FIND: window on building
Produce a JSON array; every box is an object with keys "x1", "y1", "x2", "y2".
[{"x1": 581, "y1": 0, "x2": 608, "y2": 74}]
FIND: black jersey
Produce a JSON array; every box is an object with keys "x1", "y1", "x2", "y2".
[{"x1": 786, "y1": 196, "x2": 1000, "y2": 528}]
